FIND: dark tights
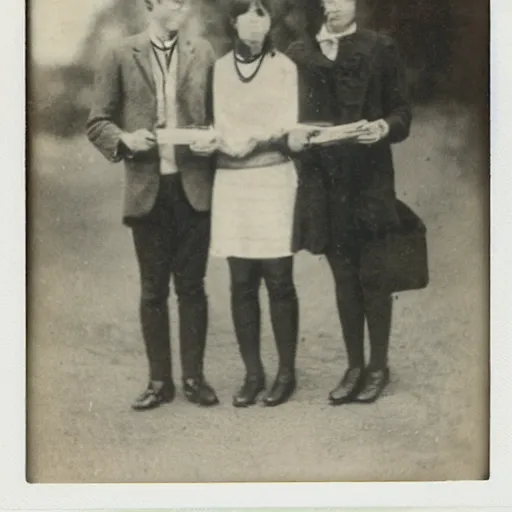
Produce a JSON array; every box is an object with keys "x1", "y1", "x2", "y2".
[
  {"x1": 228, "y1": 256, "x2": 298, "y2": 379},
  {"x1": 327, "y1": 250, "x2": 392, "y2": 370}
]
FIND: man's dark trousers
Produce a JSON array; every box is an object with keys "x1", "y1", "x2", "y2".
[{"x1": 129, "y1": 174, "x2": 210, "y2": 383}]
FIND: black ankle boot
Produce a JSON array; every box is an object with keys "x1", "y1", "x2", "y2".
[
  {"x1": 233, "y1": 374, "x2": 266, "y2": 408},
  {"x1": 329, "y1": 367, "x2": 365, "y2": 406},
  {"x1": 183, "y1": 376, "x2": 219, "y2": 407},
  {"x1": 355, "y1": 367, "x2": 390, "y2": 403},
  {"x1": 131, "y1": 380, "x2": 175, "y2": 411},
  {"x1": 262, "y1": 372, "x2": 296, "y2": 407}
]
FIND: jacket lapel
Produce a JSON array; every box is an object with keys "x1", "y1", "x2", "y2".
[
  {"x1": 132, "y1": 30, "x2": 196, "y2": 97},
  {"x1": 132, "y1": 31, "x2": 156, "y2": 95},
  {"x1": 176, "y1": 37, "x2": 196, "y2": 96}
]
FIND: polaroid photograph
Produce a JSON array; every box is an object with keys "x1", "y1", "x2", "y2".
[
  {"x1": 3, "y1": 0, "x2": 511, "y2": 509},
  {"x1": 27, "y1": 0, "x2": 489, "y2": 484}
]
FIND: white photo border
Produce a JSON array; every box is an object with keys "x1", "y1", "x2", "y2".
[{"x1": 3, "y1": 0, "x2": 510, "y2": 508}]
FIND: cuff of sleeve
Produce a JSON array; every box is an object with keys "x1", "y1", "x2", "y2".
[{"x1": 377, "y1": 119, "x2": 390, "y2": 139}]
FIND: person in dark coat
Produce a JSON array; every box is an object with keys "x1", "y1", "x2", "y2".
[{"x1": 286, "y1": 0, "x2": 412, "y2": 404}]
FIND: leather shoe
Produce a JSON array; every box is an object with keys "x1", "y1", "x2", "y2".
[
  {"x1": 262, "y1": 373, "x2": 296, "y2": 407},
  {"x1": 355, "y1": 368, "x2": 390, "y2": 403},
  {"x1": 183, "y1": 377, "x2": 219, "y2": 407},
  {"x1": 329, "y1": 367, "x2": 365, "y2": 406},
  {"x1": 131, "y1": 380, "x2": 175, "y2": 411},
  {"x1": 233, "y1": 374, "x2": 265, "y2": 408}
]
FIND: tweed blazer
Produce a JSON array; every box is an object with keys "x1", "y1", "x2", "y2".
[{"x1": 86, "y1": 29, "x2": 217, "y2": 221}]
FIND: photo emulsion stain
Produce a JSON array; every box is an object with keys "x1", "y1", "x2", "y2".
[{"x1": 27, "y1": 0, "x2": 489, "y2": 483}]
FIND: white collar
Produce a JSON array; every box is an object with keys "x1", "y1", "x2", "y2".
[
  {"x1": 149, "y1": 24, "x2": 178, "y2": 50},
  {"x1": 316, "y1": 22, "x2": 357, "y2": 43}
]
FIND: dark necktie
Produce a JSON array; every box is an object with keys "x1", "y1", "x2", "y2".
[{"x1": 151, "y1": 32, "x2": 177, "y2": 70}]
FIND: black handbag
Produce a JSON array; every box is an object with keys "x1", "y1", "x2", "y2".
[{"x1": 360, "y1": 200, "x2": 429, "y2": 293}]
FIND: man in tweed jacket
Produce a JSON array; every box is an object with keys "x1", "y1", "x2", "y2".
[{"x1": 87, "y1": 0, "x2": 219, "y2": 410}]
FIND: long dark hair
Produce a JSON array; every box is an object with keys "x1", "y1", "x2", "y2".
[
  {"x1": 224, "y1": 0, "x2": 274, "y2": 39},
  {"x1": 220, "y1": 0, "x2": 278, "y2": 58},
  {"x1": 301, "y1": 0, "x2": 326, "y2": 39}
]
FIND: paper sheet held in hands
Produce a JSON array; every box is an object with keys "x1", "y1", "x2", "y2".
[
  {"x1": 156, "y1": 127, "x2": 218, "y2": 147},
  {"x1": 299, "y1": 120, "x2": 368, "y2": 145},
  {"x1": 156, "y1": 121, "x2": 368, "y2": 148}
]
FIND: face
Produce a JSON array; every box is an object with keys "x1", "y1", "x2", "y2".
[
  {"x1": 321, "y1": 0, "x2": 356, "y2": 30},
  {"x1": 234, "y1": 0, "x2": 271, "y2": 45},
  {"x1": 149, "y1": 0, "x2": 191, "y2": 33}
]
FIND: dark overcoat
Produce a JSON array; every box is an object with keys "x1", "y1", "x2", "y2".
[{"x1": 287, "y1": 29, "x2": 412, "y2": 252}]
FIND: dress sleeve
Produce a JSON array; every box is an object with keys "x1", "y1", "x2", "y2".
[{"x1": 380, "y1": 37, "x2": 412, "y2": 143}]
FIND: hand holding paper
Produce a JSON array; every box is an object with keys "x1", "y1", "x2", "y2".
[
  {"x1": 156, "y1": 127, "x2": 263, "y2": 159},
  {"x1": 303, "y1": 120, "x2": 368, "y2": 145},
  {"x1": 121, "y1": 129, "x2": 156, "y2": 154},
  {"x1": 190, "y1": 138, "x2": 220, "y2": 156},
  {"x1": 287, "y1": 126, "x2": 321, "y2": 152},
  {"x1": 356, "y1": 119, "x2": 390, "y2": 145},
  {"x1": 218, "y1": 135, "x2": 260, "y2": 159},
  {"x1": 156, "y1": 127, "x2": 218, "y2": 147}
]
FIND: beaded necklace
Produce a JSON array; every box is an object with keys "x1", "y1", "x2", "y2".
[{"x1": 233, "y1": 38, "x2": 270, "y2": 83}]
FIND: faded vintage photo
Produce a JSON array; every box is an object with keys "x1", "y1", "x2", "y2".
[{"x1": 28, "y1": 0, "x2": 489, "y2": 483}]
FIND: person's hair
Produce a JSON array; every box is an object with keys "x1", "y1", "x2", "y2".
[
  {"x1": 301, "y1": 0, "x2": 362, "y2": 39},
  {"x1": 301, "y1": 0, "x2": 327, "y2": 38},
  {"x1": 224, "y1": 0, "x2": 275, "y2": 40}
]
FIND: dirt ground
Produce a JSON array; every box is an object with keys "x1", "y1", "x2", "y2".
[{"x1": 27, "y1": 105, "x2": 488, "y2": 483}]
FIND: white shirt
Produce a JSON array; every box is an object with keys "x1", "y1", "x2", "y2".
[
  {"x1": 316, "y1": 22, "x2": 357, "y2": 61},
  {"x1": 150, "y1": 29, "x2": 179, "y2": 175}
]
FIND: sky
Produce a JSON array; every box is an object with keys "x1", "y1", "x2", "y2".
[{"x1": 31, "y1": 0, "x2": 111, "y2": 65}]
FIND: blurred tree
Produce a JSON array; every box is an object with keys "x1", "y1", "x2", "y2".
[
  {"x1": 29, "y1": 64, "x2": 93, "y2": 138},
  {"x1": 30, "y1": 0, "x2": 488, "y2": 139}
]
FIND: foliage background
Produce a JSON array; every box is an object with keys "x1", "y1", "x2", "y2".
[{"x1": 29, "y1": 0, "x2": 488, "y2": 142}]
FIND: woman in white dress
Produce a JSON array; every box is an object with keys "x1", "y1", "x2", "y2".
[{"x1": 192, "y1": 0, "x2": 317, "y2": 408}]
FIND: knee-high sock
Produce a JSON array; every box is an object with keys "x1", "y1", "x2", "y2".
[
  {"x1": 229, "y1": 258, "x2": 264, "y2": 378},
  {"x1": 262, "y1": 257, "x2": 299, "y2": 377}
]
